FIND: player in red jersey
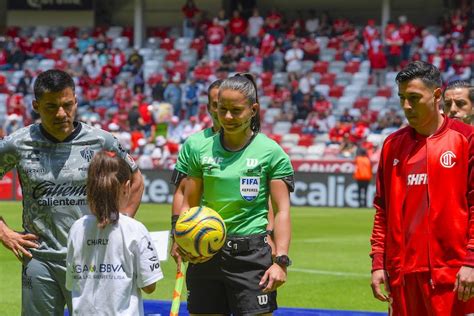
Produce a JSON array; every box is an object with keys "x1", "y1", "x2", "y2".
[{"x1": 370, "y1": 61, "x2": 474, "y2": 315}]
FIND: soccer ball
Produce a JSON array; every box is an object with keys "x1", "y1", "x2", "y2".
[{"x1": 174, "y1": 206, "x2": 226, "y2": 258}]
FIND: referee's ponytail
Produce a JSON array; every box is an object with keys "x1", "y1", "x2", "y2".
[{"x1": 219, "y1": 73, "x2": 261, "y2": 133}]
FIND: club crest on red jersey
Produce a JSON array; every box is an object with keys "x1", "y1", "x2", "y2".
[
  {"x1": 240, "y1": 176, "x2": 260, "y2": 201},
  {"x1": 440, "y1": 151, "x2": 456, "y2": 168}
]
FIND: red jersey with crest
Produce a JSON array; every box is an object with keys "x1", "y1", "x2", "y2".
[{"x1": 370, "y1": 116, "x2": 474, "y2": 287}]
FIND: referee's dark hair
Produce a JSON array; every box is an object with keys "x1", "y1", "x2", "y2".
[
  {"x1": 34, "y1": 69, "x2": 75, "y2": 100},
  {"x1": 443, "y1": 80, "x2": 474, "y2": 103},
  {"x1": 395, "y1": 61, "x2": 442, "y2": 88},
  {"x1": 207, "y1": 79, "x2": 223, "y2": 111},
  {"x1": 219, "y1": 73, "x2": 261, "y2": 133}
]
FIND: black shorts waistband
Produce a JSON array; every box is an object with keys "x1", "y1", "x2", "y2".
[{"x1": 224, "y1": 234, "x2": 268, "y2": 254}]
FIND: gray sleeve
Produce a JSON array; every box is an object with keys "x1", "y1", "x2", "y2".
[
  {"x1": 0, "y1": 136, "x2": 19, "y2": 178},
  {"x1": 102, "y1": 132, "x2": 138, "y2": 172}
]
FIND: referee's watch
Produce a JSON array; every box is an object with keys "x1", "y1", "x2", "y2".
[{"x1": 274, "y1": 255, "x2": 292, "y2": 267}]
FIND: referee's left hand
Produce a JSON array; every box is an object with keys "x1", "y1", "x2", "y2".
[
  {"x1": 455, "y1": 266, "x2": 474, "y2": 302},
  {"x1": 260, "y1": 263, "x2": 287, "y2": 293}
]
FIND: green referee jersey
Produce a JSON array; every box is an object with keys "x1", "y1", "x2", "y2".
[
  {"x1": 187, "y1": 132, "x2": 294, "y2": 236},
  {"x1": 175, "y1": 127, "x2": 216, "y2": 175}
]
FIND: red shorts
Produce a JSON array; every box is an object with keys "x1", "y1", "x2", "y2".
[{"x1": 390, "y1": 272, "x2": 474, "y2": 316}]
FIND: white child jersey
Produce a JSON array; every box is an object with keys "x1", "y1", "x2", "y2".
[{"x1": 66, "y1": 214, "x2": 163, "y2": 316}]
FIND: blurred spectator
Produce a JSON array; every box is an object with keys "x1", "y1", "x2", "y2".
[
  {"x1": 123, "y1": 49, "x2": 144, "y2": 72},
  {"x1": 340, "y1": 109, "x2": 354, "y2": 123},
  {"x1": 312, "y1": 93, "x2": 333, "y2": 114},
  {"x1": 110, "y1": 48, "x2": 126, "y2": 69},
  {"x1": 167, "y1": 116, "x2": 183, "y2": 143},
  {"x1": 260, "y1": 33, "x2": 276, "y2": 72},
  {"x1": 164, "y1": 73, "x2": 183, "y2": 118},
  {"x1": 150, "y1": 136, "x2": 170, "y2": 169},
  {"x1": 77, "y1": 32, "x2": 95, "y2": 53},
  {"x1": 265, "y1": 7, "x2": 283, "y2": 37},
  {"x1": 248, "y1": 8, "x2": 264, "y2": 46},
  {"x1": 301, "y1": 36, "x2": 320, "y2": 61},
  {"x1": 444, "y1": 53, "x2": 472, "y2": 82},
  {"x1": 344, "y1": 38, "x2": 365, "y2": 62},
  {"x1": 305, "y1": 10, "x2": 319, "y2": 36},
  {"x1": 183, "y1": 76, "x2": 200, "y2": 119},
  {"x1": 318, "y1": 11, "x2": 332, "y2": 36},
  {"x1": 299, "y1": 71, "x2": 316, "y2": 95},
  {"x1": 82, "y1": 46, "x2": 99, "y2": 68},
  {"x1": 152, "y1": 78, "x2": 167, "y2": 101},
  {"x1": 398, "y1": 15, "x2": 416, "y2": 61},
  {"x1": 216, "y1": 9, "x2": 229, "y2": 29},
  {"x1": 329, "y1": 121, "x2": 349, "y2": 143},
  {"x1": 132, "y1": 63, "x2": 145, "y2": 93},
  {"x1": 182, "y1": 0, "x2": 200, "y2": 38},
  {"x1": 114, "y1": 80, "x2": 133, "y2": 109},
  {"x1": 368, "y1": 35, "x2": 387, "y2": 87},
  {"x1": 353, "y1": 147, "x2": 372, "y2": 208},
  {"x1": 195, "y1": 10, "x2": 212, "y2": 38},
  {"x1": 285, "y1": 40, "x2": 304, "y2": 73},
  {"x1": 16, "y1": 70, "x2": 34, "y2": 95},
  {"x1": 0, "y1": 47, "x2": 10, "y2": 70},
  {"x1": 339, "y1": 133, "x2": 356, "y2": 158},
  {"x1": 0, "y1": 75, "x2": 12, "y2": 94},
  {"x1": 86, "y1": 59, "x2": 102, "y2": 80},
  {"x1": 385, "y1": 24, "x2": 403, "y2": 70},
  {"x1": 128, "y1": 103, "x2": 142, "y2": 131},
  {"x1": 138, "y1": 102, "x2": 155, "y2": 139},
  {"x1": 421, "y1": 28, "x2": 439, "y2": 59},
  {"x1": 229, "y1": 10, "x2": 247, "y2": 41},
  {"x1": 207, "y1": 18, "x2": 226, "y2": 61},
  {"x1": 94, "y1": 34, "x2": 108, "y2": 52},
  {"x1": 363, "y1": 19, "x2": 379, "y2": 49},
  {"x1": 95, "y1": 78, "x2": 116, "y2": 108},
  {"x1": 8, "y1": 45, "x2": 26, "y2": 70},
  {"x1": 294, "y1": 93, "x2": 312, "y2": 121},
  {"x1": 5, "y1": 114, "x2": 23, "y2": 134},
  {"x1": 181, "y1": 116, "x2": 202, "y2": 139},
  {"x1": 65, "y1": 47, "x2": 82, "y2": 71}
]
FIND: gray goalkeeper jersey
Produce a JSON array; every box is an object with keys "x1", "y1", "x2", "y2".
[{"x1": 0, "y1": 122, "x2": 137, "y2": 261}]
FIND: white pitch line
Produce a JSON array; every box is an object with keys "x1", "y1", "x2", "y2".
[{"x1": 290, "y1": 267, "x2": 368, "y2": 278}]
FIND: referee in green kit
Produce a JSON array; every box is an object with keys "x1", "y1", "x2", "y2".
[{"x1": 179, "y1": 73, "x2": 294, "y2": 315}]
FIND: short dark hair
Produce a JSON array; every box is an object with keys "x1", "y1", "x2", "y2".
[
  {"x1": 34, "y1": 69, "x2": 75, "y2": 100},
  {"x1": 443, "y1": 80, "x2": 474, "y2": 103},
  {"x1": 395, "y1": 61, "x2": 442, "y2": 88}
]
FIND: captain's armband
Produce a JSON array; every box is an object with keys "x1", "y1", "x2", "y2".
[
  {"x1": 280, "y1": 175, "x2": 295, "y2": 192},
  {"x1": 170, "y1": 169, "x2": 187, "y2": 186}
]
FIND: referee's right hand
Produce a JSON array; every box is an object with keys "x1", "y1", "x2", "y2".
[{"x1": 0, "y1": 224, "x2": 38, "y2": 262}]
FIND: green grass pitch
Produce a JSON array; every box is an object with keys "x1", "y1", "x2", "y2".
[{"x1": 0, "y1": 201, "x2": 388, "y2": 315}]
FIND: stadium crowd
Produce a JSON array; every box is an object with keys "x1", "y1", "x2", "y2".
[{"x1": 0, "y1": 1, "x2": 473, "y2": 169}]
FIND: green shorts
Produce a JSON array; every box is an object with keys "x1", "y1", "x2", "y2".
[{"x1": 22, "y1": 256, "x2": 71, "y2": 316}]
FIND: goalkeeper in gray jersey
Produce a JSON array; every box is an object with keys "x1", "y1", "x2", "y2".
[{"x1": 0, "y1": 69, "x2": 144, "y2": 315}]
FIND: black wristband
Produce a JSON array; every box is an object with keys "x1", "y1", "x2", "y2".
[{"x1": 171, "y1": 215, "x2": 179, "y2": 239}]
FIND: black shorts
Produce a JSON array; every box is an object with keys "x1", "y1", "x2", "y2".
[{"x1": 186, "y1": 234, "x2": 277, "y2": 315}]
